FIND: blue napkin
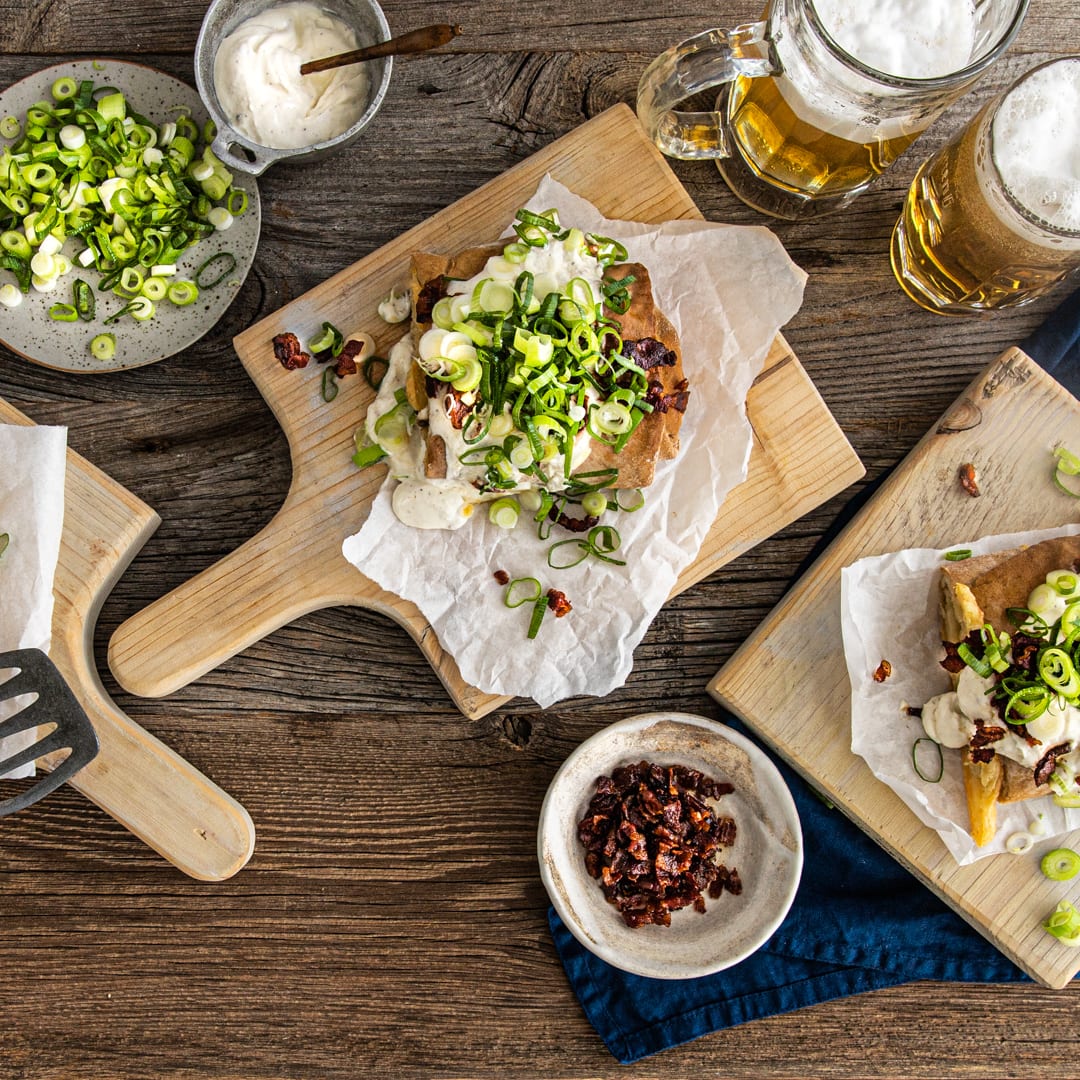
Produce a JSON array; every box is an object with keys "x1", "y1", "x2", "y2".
[{"x1": 549, "y1": 287, "x2": 1080, "y2": 1065}]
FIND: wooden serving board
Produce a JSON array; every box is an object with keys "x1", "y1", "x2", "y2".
[
  {"x1": 1, "y1": 398, "x2": 255, "y2": 881},
  {"x1": 709, "y1": 347, "x2": 1080, "y2": 989},
  {"x1": 108, "y1": 103, "x2": 864, "y2": 719}
]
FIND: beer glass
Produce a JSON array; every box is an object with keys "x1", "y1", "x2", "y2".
[
  {"x1": 892, "y1": 58, "x2": 1080, "y2": 315},
  {"x1": 635, "y1": 0, "x2": 1029, "y2": 220}
]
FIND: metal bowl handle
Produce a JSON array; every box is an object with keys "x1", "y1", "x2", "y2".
[{"x1": 210, "y1": 132, "x2": 279, "y2": 177}]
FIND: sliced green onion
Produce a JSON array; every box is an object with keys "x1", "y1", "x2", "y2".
[
  {"x1": 581, "y1": 490, "x2": 607, "y2": 517},
  {"x1": 1005, "y1": 831, "x2": 1034, "y2": 854},
  {"x1": 527, "y1": 594, "x2": 549, "y2": 639},
  {"x1": 1044, "y1": 900, "x2": 1080, "y2": 945},
  {"x1": 956, "y1": 641, "x2": 993, "y2": 679},
  {"x1": 142, "y1": 276, "x2": 168, "y2": 301},
  {"x1": 911, "y1": 737, "x2": 943, "y2": 783},
  {"x1": 1053, "y1": 446, "x2": 1080, "y2": 497},
  {"x1": 352, "y1": 443, "x2": 387, "y2": 468},
  {"x1": 321, "y1": 366, "x2": 338, "y2": 402},
  {"x1": 73, "y1": 277, "x2": 95, "y2": 321},
  {"x1": 48, "y1": 302, "x2": 78, "y2": 321},
  {"x1": 51, "y1": 76, "x2": 78, "y2": 101},
  {"x1": 194, "y1": 251, "x2": 236, "y2": 289},
  {"x1": 362, "y1": 355, "x2": 388, "y2": 390},
  {"x1": 944, "y1": 549, "x2": 972, "y2": 561},
  {"x1": 166, "y1": 279, "x2": 198, "y2": 306},
  {"x1": 0, "y1": 116, "x2": 21, "y2": 139},
  {"x1": 309, "y1": 320, "x2": 345, "y2": 357},
  {"x1": 1041, "y1": 848, "x2": 1080, "y2": 881},
  {"x1": 488, "y1": 497, "x2": 520, "y2": 529},
  {"x1": 0, "y1": 532, "x2": 8, "y2": 557},
  {"x1": 504, "y1": 577, "x2": 541, "y2": 608},
  {"x1": 89, "y1": 332, "x2": 115, "y2": 360}
]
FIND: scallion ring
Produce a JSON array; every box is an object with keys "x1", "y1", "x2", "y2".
[
  {"x1": 194, "y1": 251, "x2": 236, "y2": 289},
  {"x1": 504, "y1": 577, "x2": 541, "y2": 608},
  {"x1": 321, "y1": 366, "x2": 339, "y2": 402},
  {"x1": 1041, "y1": 848, "x2": 1080, "y2": 881},
  {"x1": 362, "y1": 355, "x2": 388, "y2": 391},
  {"x1": 911, "y1": 737, "x2": 944, "y2": 783},
  {"x1": 89, "y1": 332, "x2": 116, "y2": 361},
  {"x1": 944, "y1": 549, "x2": 972, "y2": 561},
  {"x1": 48, "y1": 302, "x2": 78, "y2": 322}
]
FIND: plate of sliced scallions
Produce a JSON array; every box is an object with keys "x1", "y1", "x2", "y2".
[{"x1": 0, "y1": 59, "x2": 260, "y2": 372}]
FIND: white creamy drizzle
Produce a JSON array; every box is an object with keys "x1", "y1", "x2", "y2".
[
  {"x1": 366, "y1": 235, "x2": 611, "y2": 529},
  {"x1": 213, "y1": 1, "x2": 370, "y2": 150},
  {"x1": 921, "y1": 568, "x2": 1080, "y2": 776}
]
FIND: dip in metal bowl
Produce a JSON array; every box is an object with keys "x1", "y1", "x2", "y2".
[{"x1": 194, "y1": 0, "x2": 391, "y2": 175}]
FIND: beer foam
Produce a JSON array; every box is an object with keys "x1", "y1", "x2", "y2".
[
  {"x1": 774, "y1": 0, "x2": 980, "y2": 142},
  {"x1": 992, "y1": 59, "x2": 1080, "y2": 233},
  {"x1": 814, "y1": 0, "x2": 977, "y2": 79}
]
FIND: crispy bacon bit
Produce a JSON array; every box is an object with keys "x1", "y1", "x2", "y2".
[
  {"x1": 620, "y1": 337, "x2": 677, "y2": 371},
  {"x1": 334, "y1": 339, "x2": 365, "y2": 377},
  {"x1": 873, "y1": 659, "x2": 893, "y2": 682},
  {"x1": 546, "y1": 589, "x2": 572, "y2": 618},
  {"x1": 493, "y1": 569, "x2": 511, "y2": 586},
  {"x1": 416, "y1": 278, "x2": 445, "y2": 324},
  {"x1": 1035, "y1": 743, "x2": 1071, "y2": 786},
  {"x1": 547, "y1": 504, "x2": 598, "y2": 534},
  {"x1": 644, "y1": 377, "x2": 690, "y2": 414},
  {"x1": 971, "y1": 720, "x2": 1007, "y2": 749},
  {"x1": 577, "y1": 760, "x2": 738, "y2": 929},
  {"x1": 940, "y1": 640, "x2": 966, "y2": 674},
  {"x1": 958, "y1": 462, "x2": 980, "y2": 497},
  {"x1": 272, "y1": 332, "x2": 310, "y2": 370}
]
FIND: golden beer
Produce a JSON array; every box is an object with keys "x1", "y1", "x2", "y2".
[
  {"x1": 892, "y1": 59, "x2": 1080, "y2": 314},
  {"x1": 726, "y1": 73, "x2": 920, "y2": 199},
  {"x1": 636, "y1": 0, "x2": 1029, "y2": 220}
]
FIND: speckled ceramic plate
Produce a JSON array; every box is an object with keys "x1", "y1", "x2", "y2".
[
  {"x1": 0, "y1": 60, "x2": 260, "y2": 373},
  {"x1": 538, "y1": 712, "x2": 803, "y2": 979}
]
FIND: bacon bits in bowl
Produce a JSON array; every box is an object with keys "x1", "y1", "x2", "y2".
[{"x1": 538, "y1": 712, "x2": 802, "y2": 979}]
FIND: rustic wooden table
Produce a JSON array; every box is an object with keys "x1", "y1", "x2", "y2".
[{"x1": 1, "y1": 0, "x2": 1079, "y2": 1076}]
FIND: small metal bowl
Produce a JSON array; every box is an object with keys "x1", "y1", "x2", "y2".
[{"x1": 194, "y1": 0, "x2": 392, "y2": 175}]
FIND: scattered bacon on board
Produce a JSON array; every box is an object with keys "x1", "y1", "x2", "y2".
[{"x1": 577, "y1": 760, "x2": 740, "y2": 928}]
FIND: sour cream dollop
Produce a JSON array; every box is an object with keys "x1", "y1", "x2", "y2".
[{"x1": 213, "y1": 1, "x2": 370, "y2": 150}]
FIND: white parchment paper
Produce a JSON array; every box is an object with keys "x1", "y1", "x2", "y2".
[
  {"x1": 344, "y1": 178, "x2": 806, "y2": 707},
  {"x1": 0, "y1": 423, "x2": 67, "y2": 778},
  {"x1": 842, "y1": 523, "x2": 1080, "y2": 864}
]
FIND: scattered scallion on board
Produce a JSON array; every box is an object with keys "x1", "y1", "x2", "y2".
[{"x1": 0, "y1": 532, "x2": 8, "y2": 558}]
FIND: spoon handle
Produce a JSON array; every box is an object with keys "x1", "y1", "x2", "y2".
[{"x1": 300, "y1": 23, "x2": 462, "y2": 75}]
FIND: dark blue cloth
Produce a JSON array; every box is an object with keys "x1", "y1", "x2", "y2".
[{"x1": 549, "y1": 287, "x2": 1080, "y2": 1065}]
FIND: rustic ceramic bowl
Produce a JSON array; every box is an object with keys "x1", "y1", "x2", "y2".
[
  {"x1": 538, "y1": 712, "x2": 803, "y2": 979},
  {"x1": 194, "y1": 0, "x2": 392, "y2": 175}
]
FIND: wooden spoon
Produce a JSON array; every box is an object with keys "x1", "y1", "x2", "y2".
[{"x1": 300, "y1": 23, "x2": 462, "y2": 76}]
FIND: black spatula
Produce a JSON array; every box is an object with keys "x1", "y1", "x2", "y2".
[{"x1": 0, "y1": 648, "x2": 99, "y2": 816}]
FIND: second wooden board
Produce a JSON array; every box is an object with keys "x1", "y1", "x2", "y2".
[
  {"x1": 108, "y1": 104, "x2": 863, "y2": 718},
  {"x1": 709, "y1": 347, "x2": 1080, "y2": 989}
]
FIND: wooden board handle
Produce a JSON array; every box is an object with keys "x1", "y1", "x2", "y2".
[
  {"x1": 109, "y1": 503, "x2": 364, "y2": 698},
  {"x1": 58, "y1": 663, "x2": 255, "y2": 881}
]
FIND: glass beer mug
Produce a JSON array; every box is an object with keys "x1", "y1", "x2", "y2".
[
  {"x1": 635, "y1": 0, "x2": 1029, "y2": 220},
  {"x1": 892, "y1": 57, "x2": 1080, "y2": 314}
]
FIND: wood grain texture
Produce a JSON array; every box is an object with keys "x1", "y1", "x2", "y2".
[
  {"x1": 0, "y1": 398, "x2": 255, "y2": 880},
  {"x1": 2, "y1": 0, "x2": 1080, "y2": 1075}
]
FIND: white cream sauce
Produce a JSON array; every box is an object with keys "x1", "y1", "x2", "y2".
[
  {"x1": 921, "y1": 568, "x2": 1080, "y2": 776},
  {"x1": 366, "y1": 235, "x2": 611, "y2": 530},
  {"x1": 213, "y1": 1, "x2": 370, "y2": 150}
]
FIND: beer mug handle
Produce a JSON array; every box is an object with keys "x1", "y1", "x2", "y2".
[{"x1": 636, "y1": 23, "x2": 777, "y2": 160}]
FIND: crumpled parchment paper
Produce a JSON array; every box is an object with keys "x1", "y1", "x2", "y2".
[
  {"x1": 343, "y1": 177, "x2": 806, "y2": 707},
  {"x1": 842, "y1": 523, "x2": 1080, "y2": 864},
  {"x1": 0, "y1": 423, "x2": 67, "y2": 779}
]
